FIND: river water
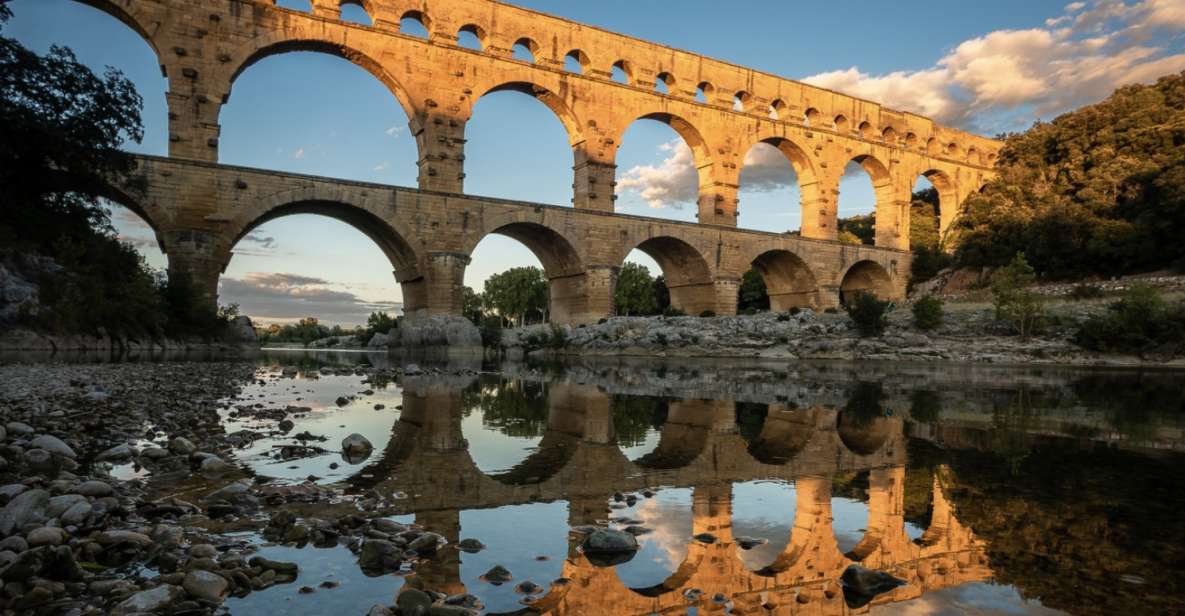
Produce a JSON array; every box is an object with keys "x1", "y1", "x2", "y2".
[{"x1": 36, "y1": 350, "x2": 1185, "y2": 614}]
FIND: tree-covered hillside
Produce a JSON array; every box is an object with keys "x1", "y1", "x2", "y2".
[{"x1": 953, "y1": 71, "x2": 1185, "y2": 279}]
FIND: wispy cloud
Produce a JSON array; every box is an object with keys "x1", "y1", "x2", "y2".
[
  {"x1": 219, "y1": 272, "x2": 400, "y2": 326},
  {"x1": 372, "y1": 160, "x2": 391, "y2": 172},
  {"x1": 385, "y1": 125, "x2": 403, "y2": 138},
  {"x1": 292, "y1": 147, "x2": 306, "y2": 160}
]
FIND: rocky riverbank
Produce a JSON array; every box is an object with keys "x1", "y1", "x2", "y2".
[
  {"x1": 499, "y1": 298, "x2": 1185, "y2": 368},
  {"x1": 0, "y1": 361, "x2": 499, "y2": 615}
]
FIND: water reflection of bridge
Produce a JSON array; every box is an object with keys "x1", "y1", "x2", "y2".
[{"x1": 349, "y1": 379, "x2": 991, "y2": 614}]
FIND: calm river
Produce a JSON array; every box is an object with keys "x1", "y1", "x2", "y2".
[{"x1": 21, "y1": 350, "x2": 1185, "y2": 615}]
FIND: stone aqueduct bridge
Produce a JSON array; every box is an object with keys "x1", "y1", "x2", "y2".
[
  {"x1": 83, "y1": 0, "x2": 1001, "y2": 322},
  {"x1": 337, "y1": 381, "x2": 991, "y2": 614}
]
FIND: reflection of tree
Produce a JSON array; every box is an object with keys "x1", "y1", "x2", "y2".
[
  {"x1": 611, "y1": 394, "x2": 668, "y2": 447},
  {"x1": 1073, "y1": 374, "x2": 1185, "y2": 443},
  {"x1": 842, "y1": 382, "x2": 886, "y2": 425},
  {"x1": 735, "y1": 402, "x2": 768, "y2": 443},
  {"x1": 908, "y1": 390, "x2": 942, "y2": 424},
  {"x1": 474, "y1": 378, "x2": 549, "y2": 438},
  {"x1": 941, "y1": 443, "x2": 1185, "y2": 616},
  {"x1": 989, "y1": 388, "x2": 1039, "y2": 476}
]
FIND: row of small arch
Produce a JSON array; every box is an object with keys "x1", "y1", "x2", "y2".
[{"x1": 294, "y1": 0, "x2": 995, "y2": 167}]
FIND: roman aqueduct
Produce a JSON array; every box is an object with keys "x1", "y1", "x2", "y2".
[{"x1": 76, "y1": 0, "x2": 1001, "y2": 321}]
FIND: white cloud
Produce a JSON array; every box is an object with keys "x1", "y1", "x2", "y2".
[
  {"x1": 292, "y1": 148, "x2": 306, "y2": 159},
  {"x1": 385, "y1": 125, "x2": 403, "y2": 138},
  {"x1": 219, "y1": 272, "x2": 400, "y2": 326},
  {"x1": 801, "y1": 0, "x2": 1185, "y2": 131},
  {"x1": 616, "y1": 140, "x2": 699, "y2": 209},
  {"x1": 372, "y1": 161, "x2": 391, "y2": 172}
]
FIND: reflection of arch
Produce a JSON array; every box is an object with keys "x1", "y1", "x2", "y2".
[
  {"x1": 631, "y1": 400, "x2": 713, "y2": 470},
  {"x1": 840, "y1": 260, "x2": 893, "y2": 304},
  {"x1": 755, "y1": 475, "x2": 835, "y2": 576},
  {"x1": 744, "y1": 405, "x2": 818, "y2": 465},
  {"x1": 480, "y1": 81, "x2": 584, "y2": 146},
  {"x1": 750, "y1": 250, "x2": 819, "y2": 311},
  {"x1": 837, "y1": 414, "x2": 891, "y2": 456},
  {"x1": 626, "y1": 548, "x2": 705, "y2": 597},
  {"x1": 624, "y1": 236, "x2": 715, "y2": 314},
  {"x1": 227, "y1": 191, "x2": 424, "y2": 278},
  {"x1": 487, "y1": 430, "x2": 580, "y2": 485},
  {"x1": 226, "y1": 39, "x2": 418, "y2": 125}
]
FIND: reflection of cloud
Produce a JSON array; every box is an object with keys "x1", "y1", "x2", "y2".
[
  {"x1": 219, "y1": 272, "x2": 400, "y2": 326},
  {"x1": 803, "y1": 1, "x2": 1185, "y2": 131}
]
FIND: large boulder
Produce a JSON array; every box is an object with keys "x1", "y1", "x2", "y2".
[
  {"x1": 111, "y1": 584, "x2": 185, "y2": 615},
  {"x1": 398, "y1": 315, "x2": 480, "y2": 349},
  {"x1": 580, "y1": 529, "x2": 639, "y2": 567},
  {"x1": 367, "y1": 331, "x2": 391, "y2": 348},
  {"x1": 226, "y1": 315, "x2": 258, "y2": 344},
  {"x1": 0, "y1": 489, "x2": 49, "y2": 535}
]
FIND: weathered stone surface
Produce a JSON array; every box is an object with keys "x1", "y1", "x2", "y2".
[
  {"x1": 0, "y1": 489, "x2": 49, "y2": 535},
  {"x1": 111, "y1": 584, "x2": 185, "y2": 615},
  {"x1": 30, "y1": 435, "x2": 76, "y2": 458},
  {"x1": 183, "y1": 569, "x2": 230, "y2": 602}
]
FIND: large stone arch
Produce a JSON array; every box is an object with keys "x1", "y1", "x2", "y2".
[
  {"x1": 224, "y1": 186, "x2": 425, "y2": 280},
  {"x1": 918, "y1": 168, "x2": 960, "y2": 240},
  {"x1": 743, "y1": 405, "x2": 819, "y2": 466},
  {"x1": 474, "y1": 81, "x2": 585, "y2": 148},
  {"x1": 223, "y1": 37, "x2": 420, "y2": 132},
  {"x1": 71, "y1": 0, "x2": 165, "y2": 63},
  {"x1": 466, "y1": 217, "x2": 594, "y2": 323},
  {"x1": 839, "y1": 259, "x2": 893, "y2": 305},
  {"x1": 614, "y1": 111, "x2": 716, "y2": 210},
  {"x1": 620, "y1": 235, "x2": 717, "y2": 315},
  {"x1": 739, "y1": 135, "x2": 825, "y2": 234},
  {"x1": 748, "y1": 249, "x2": 820, "y2": 311}
]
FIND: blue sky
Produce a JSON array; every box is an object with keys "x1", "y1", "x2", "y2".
[{"x1": 8, "y1": 0, "x2": 1184, "y2": 325}]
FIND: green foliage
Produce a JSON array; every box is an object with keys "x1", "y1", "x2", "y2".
[
  {"x1": 479, "y1": 315, "x2": 503, "y2": 348},
  {"x1": 699, "y1": 310, "x2": 716, "y2": 318},
  {"x1": 1075, "y1": 284, "x2": 1185, "y2": 355},
  {"x1": 844, "y1": 291, "x2": 890, "y2": 337},
  {"x1": 842, "y1": 382, "x2": 886, "y2": 425},
  {"x1": 736, "y1": 268, "x2": 769, "y2": 312},
  {"x1": 482, "y1": 266, "x2": 548, "y2": 326},
  {"x1": 661, "y1": 305, "x2": 685, "y2": 317},
  {"x1": 909, "y1": 390, "x2": 942, "y2": 423},
  {"x1": 462, "y1": 286, "x2": 483, "y2": 324},
  {"x1": 838, "y1": 215, "x2": 875, "y2": 245},
  {"x1": 0, "y1": 14, "x2": 234, "y2": 339},
  {"x1": 610, "y1": 395, "x2": 668, "y2": 447},
  {"x1": 547, "y1": 323, "x2": 567, "y2": 349},
  {"x1": 911, "y1": 295, "x2": 944, "y2": 331},
  {"x1": 1069, "y1": 283, "x2": 1105, "y2": 300},
  {"x1": 652, "y1": 275, "x2": 671, "y2": 312},
  {"x1": 991, "y1": 253, "x2": 1045, "y2": 338},
  {"x1": 614, "y1": 262, "x2": 658, "y2": 315},
  {"x1": 953, "y1": 71, "x2": 1185, "y2": 278},
  {"x1": 365, "y1": 311, "x2": 395, "y2": 341},
  {"x1": 257, "y1": 317, "x2": 338, "y2": 346}
]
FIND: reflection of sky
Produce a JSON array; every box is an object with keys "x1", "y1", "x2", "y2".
[
  {"x1": 221, "y1": 364, "x2": 403, "y2": 483},
  {"x1": 872, "y1": 581, "x2": 1069, "y2": 616},
  {"x1": 731, "y1": 480, "x2": 795, "y2": 569},
  {"x1": 619, "y1": 428, "x2": 661, "y2": 461},
  {"x1": 613, "y1": 488, "x2": 693, "y2": 590},
  {"x1": 462, "y1": 408, "x2": 544, "y2": 475},
  {"x1": 459, "y1": 502, "x2": 569, "y2": 613}
]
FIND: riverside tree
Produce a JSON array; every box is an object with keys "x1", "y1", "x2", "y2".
[
  {"x1": 483, "y1": 266, "x2": 548, "y2": 326},
  {"x1": 614, "y1": 262, "x2": 658, "y2": 316}
]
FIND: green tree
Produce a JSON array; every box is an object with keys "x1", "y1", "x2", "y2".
[
  {"x1": 653, "y1": 275, "x2": 671, "y2": 312},
  {"x1": 838, "y1": 214, "x2": 875, "y2": 245},
  {"x1": 845, "y1": 291, "x2": 891, "y2": 337},
  {"x1": 365, "y1": 311, "x2": 395, "y2": 340},
  {"x1": 912, "y1": 295, "x2": 944, "y2": 331},
  {"x1": 953, "y1": 71, "x2": 1185, "y2": 278},
  {"x1": 483, "y1": 266, "x2": 548, "y2": 326},
  {"x1": 0, "y1": 9, "x2": 231, "y2": 339},
  {"x1": 614, "y1": 262, "x2": 658, "y2": 315},
  {"x1": 736, "y1": 269, "x2": 769, "y2": 312},
  {"x1": 461, "y1": 286, "x2": 484, "y2": 324},
  {"x1": 992, "y1": 253, "x2": 1045, "y2": 338}
]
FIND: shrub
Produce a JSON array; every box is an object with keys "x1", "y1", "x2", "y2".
[
  {"x1": 776, "y1": 312, "x2": 790, "y2": 322},
  {"x1": 662, "y1": 306, "x2": 685, "y2": 317},
  {"x1": 912, "y1": 295, "x2": 944, "y2": 331},
  {"x1": 991, "y1": 252, "x2": 1045, "y2": 338},
  {"x1": 699, "y1": 310, "x2": 716, "y2": 318},
  {"x1": 824, "y1": 307, "x2": 839, "y2": 314},
  {"x1": 845, "y1": 292, "x2": 891, "y2": 337},
  {"x1": 547, "y1": 324, "x2": 568, "y2": 349},
  {"x1": 789, "y1": 307, "x2": 802, "y2": 316},
  {"x1": 480, "y1": 316, "x2": 502, "y2": 348},
  {"x1": 1069, "y1": 283, "x2": 1105, "y2": 300},
  {"x1": 1075, "y1": 284, "x2": 1185, "y2": 355}
]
